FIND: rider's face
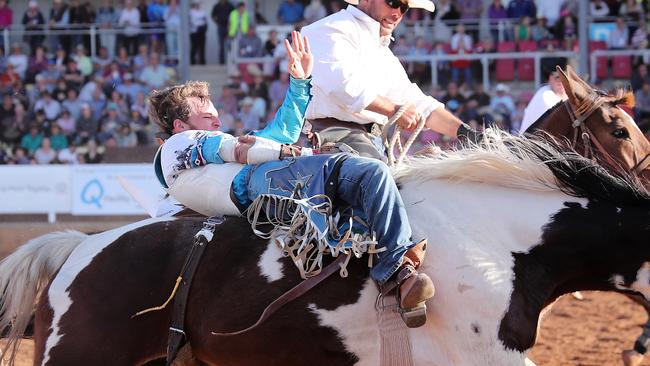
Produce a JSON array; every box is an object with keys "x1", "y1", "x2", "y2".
[
  {"x1": 359, "y1": 0, "x2": 406, "y2": 37},
  {"x1": 175, "y1": 97, "x2": 221, "y2": 132}
]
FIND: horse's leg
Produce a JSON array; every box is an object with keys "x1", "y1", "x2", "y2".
[{"x1": 622, "y1": 295, "x2": 650, "y2": 366}]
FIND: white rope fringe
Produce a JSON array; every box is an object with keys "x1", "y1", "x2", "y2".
[{"x1": 246, "y1": 194, "x2": 383, "y2": 279}]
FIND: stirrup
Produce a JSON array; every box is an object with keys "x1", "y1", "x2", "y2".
[{"x1": 399, "y1": 303, "x2": 427, "y2": 328}]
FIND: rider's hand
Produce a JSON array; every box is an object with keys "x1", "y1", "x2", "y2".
[
  {"x1": 235, "y1": 135, "x2": 256, "y2": 164},
  {"x1": 394, "y1": 104, "x2": 420, "y2": 131},
  {"x1": 284, "y1": 31, "x2": 313, "y2": 80}
]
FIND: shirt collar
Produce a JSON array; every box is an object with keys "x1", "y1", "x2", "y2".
[{"x1": 345, "y1": 5, "x2": 393, "y2": 47}]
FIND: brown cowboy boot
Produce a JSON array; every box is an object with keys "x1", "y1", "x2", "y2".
[{"x1": 394, "y1": 240, "x2": 435, "y2": 328}]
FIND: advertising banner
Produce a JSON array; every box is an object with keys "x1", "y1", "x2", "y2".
[{"x1": 0, "y1": 166, "x2": 71, "y2": 213}]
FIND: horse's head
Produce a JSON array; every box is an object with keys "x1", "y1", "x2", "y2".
[{"x1": 535, "y1": 65, "x2": 650, "y2": 184}]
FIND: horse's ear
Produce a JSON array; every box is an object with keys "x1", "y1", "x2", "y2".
[{"x1": 556, "y1": 65, "x2": 586, "y2": 107}]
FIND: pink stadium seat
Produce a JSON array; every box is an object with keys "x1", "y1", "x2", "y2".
[
  {"x1": 612, "y1": 55, "x2": 632, "y2": 78},
  {"x1": 496, "y1": 41, "x2": 516, "y2": 81},
  {"x1": 517, "y1": 41, "x2": 538, "y2": 81},
  {"x1": 589, "y1": 41, "x2": 609, "y2": 79}
]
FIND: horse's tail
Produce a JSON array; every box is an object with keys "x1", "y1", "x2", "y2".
[{"x1": 0, "y1": 230, "x2": 87, "y2": 363}]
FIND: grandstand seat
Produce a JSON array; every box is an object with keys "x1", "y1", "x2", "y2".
[
  {"x1": 589, "y1": 41, "x2": 609, "y2": 79},
  {"x1": 496, "y1": 41, "x2": 516, "y2": 81},
  {"x1": 612, "y1": 55, "x2": 632, "y2": 78},
  {"x1": 517, "y1": 41, "x2": 538, "y2": 81}
]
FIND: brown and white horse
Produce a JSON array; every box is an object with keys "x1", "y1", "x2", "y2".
[
  {"x1": 526, "y1": 66, "x2": 650, "y2": 366},
  {"x1": 1, "y1": 134, "x2": 650, "y2": 365}
]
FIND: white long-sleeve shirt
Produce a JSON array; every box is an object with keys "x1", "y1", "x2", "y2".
[
  {"x1": 118, "y1": 8, "x2": 140, "y2": 36},
  {"x1": 301, "y1": 5, "x2": 443, "y2": 125},
  {"x1": 519, "y1": 85, "x2": 565, "y2": 134}
]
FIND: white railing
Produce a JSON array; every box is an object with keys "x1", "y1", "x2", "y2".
[{"x1": 233, "y1": 50, "x2": 577, "y2": 91}]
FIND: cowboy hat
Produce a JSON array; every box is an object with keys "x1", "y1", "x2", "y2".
[{"x1": 344, "y1": 0, "x2": 435, "y2": 12}]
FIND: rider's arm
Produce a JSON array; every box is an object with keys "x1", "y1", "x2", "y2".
[{"x1": 252, "y1": 76, "x2": 311, "y2": 144}]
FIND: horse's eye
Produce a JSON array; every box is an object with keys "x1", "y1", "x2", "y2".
[{"x1": 612, "y1": 128, "x2": 629, "y2": 139}]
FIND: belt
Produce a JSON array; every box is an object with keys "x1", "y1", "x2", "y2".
[{"x1": 307, "y1": 118, "x2": 378, "y2": 134}]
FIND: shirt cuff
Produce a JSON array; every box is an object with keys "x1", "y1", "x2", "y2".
[{"x1": 289, "y1": 76, "x2": 312, "y2": 95}]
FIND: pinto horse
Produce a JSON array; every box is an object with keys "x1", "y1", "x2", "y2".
[
  {"x1": 2, "y1": 134, "x2": 650, "y2": 366},
  {"x1": 526, "y1": 66, "x2": 650, "y2": 366}
]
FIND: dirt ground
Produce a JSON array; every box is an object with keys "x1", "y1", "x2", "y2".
[{"x1": 1, "y1": 221, "x2": 649, "y2": 366}]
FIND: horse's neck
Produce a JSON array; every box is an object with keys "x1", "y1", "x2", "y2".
[
  {"x1": 531, "y1": 101, "x2": 573, "y2": 138},
  {"x1": 401, "y1": 179, "x2": 587, "y2": 361}
]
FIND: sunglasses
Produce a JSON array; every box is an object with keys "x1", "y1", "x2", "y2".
[{"x1": 385, "y1": 0, "x2": 409, "y2": 14}]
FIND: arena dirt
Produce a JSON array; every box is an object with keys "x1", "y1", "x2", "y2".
[{"x1": 1, "y1": 221, "x2": 649, "y2": 365}]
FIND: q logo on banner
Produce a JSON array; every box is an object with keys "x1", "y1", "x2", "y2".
[{"x1": 81, "y1": 178, "x2": 104, "y2": 209}]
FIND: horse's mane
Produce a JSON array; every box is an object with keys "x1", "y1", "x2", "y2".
[{"x1": 393, "y1": 130, "x2": 650, "y2": 206}]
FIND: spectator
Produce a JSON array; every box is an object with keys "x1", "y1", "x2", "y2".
[
  {"x1": 33, "y1": 137, "x2": 56, "y2": 164},
  {"x1": 102, "y1": 60, "x2": 124, "y2": 89},
  {"x1": 441, "y1": 82, "x2": 466, "y2": 116},
  {"x1": 97, "y1": 103, "x2": 123, "y2": 142},
  {"x1": 115, "y1": 46, "x2": 132, "y2": 71},
  {"x1": 2, "y1": 101, "x2": 26, "y2": 144},
  {"x1": 11, "y1": 146, "x2": 31, "y2": 165},
  {"x1": 608, "y1": 17, "x2": 629, "y2": 49},
  {"x1": 408, "y1": 37, "x2": 431, "y2": 86},
  {"x1": 304, "y1": 0, "x2": 327, "y2": 24},
  {"x1": 228, "y1": 2, "x2": 250, "y2": 39},
  {"x1": 57, "y1": 140, "x2": 79, "y2": 164},
  {"x1": 79, "y1": 74, "x2": 103, "y2": 102},
  {"x1": 510, "y1": 99, "x2": 527, "y2": 133},
  {"x1": 190, "y1": 0, "x2": 208, "y2": 65},
  {"x1": 118, "y1": 0, "x2": 141, "y2": 54},
  {"x1": 216, "y1": 103, "x2": 235, "y2": 132},
  {"x1": 490, "y1": 83, "x2": 516, "y2": 125},
  {"x1": 22, "y1": 1, "x2": 46, "y2": 53},
  {"x1": 0, "y1": 64, "x2": 20, "y2": 90},
  {"x1": 507, "y1": 0, "x2": 536, "y2": 20},
  {"x1": 96, "y1": 0, "x2": 119, "y2": 58},
  {"x1": 211, "y1": 0, "x2": 234, "y2": 65},
  {"x1": 130, "y1": 91, "x2": 148, "y2": 120},
  {"x1": 514, "y1": 16, "x2": 533, "y2": 42},
  {"x1": 108, "y1": 90, "x2": 129, "y2": 118},
  {"x1": 239, "y1": 26, "x2": 263, "y2": 58},
  {"x1": 21, "y1": 124, "x2": 44, "y2": 155},
  {"x1": 7, "y1": 44, "x2": 28, "y2": 80},
  {"x1": 238, "y1": 97, "x2": 260, "y2": 132},
  {"x1": 68, "y1": 0, "x2": 95, "y2": 52},
  {"x1": 536, "y1": 1, "x2": 561, "y2": 28},
  {"x1": 450, "y1": 23, "x2": 473, "y2": 86},
  {"x1": 277, "y1": 0, "x2": 304, "y2": 24},
  {"x1": 114, "y1": 123, "x2": 137, "y2": 147},
  {"x1": 115, "y1": 73, "x2": 141, "y2": 104},
  {"x1": 26, "y1": 46, "x2": 48, "y2": 83},
  {"x1": 52, "y1": 46, "x2": 69, "y2": 73},
  {"x1": 457, "y1": 0, "x2": 482, "y2": 24},
  {"x1": 631, "y1": 18, "x2": 648, "y2": 49},
  {"x1": 132, "y1": 44, "x2": 150, "y2": 75},
  {"x1": 531, "y1": 17, "x2": 552, "y2": 41},
  {"x1": 34, "y1": 91, "x2": 61, "y2": 122},
  {"x1": 53, "y1": 78, "x2": 70, "y2": 102},
  {"x1": 62, "y1": 88, "x2": 83, "y2": 121},
  {"x1": 632, "y1": 63, "x2": 650, "y2": 91},
  {"x1": 81, "y1": 138, "x2": 103, "y2": 163},
  {"x1": 48, "y1": 124, "x2": 68, "y2": 151},
  {"x1": 56, "y1": 108, "x2": 77, "y2": 136},
  {"x1": 73, "y1": 45, "x2": 93, "y2": 78},
  {"x1": 467, "y1": 83, "x2": 492, "y2": 108},
  {"x1": 164, "y1": 0, "x2": 181, "y2": 60},
  {"x1": 49, "y1": 0, "x2": 71, "y2": 54},
  {"x1": 76, "y1": 103, "x2": 99, "y2": 142},
  {"x1": 62, "y1": 59, "x2": 84, "y2": 90},
  {"x1": 434, "y1": 0, "x2": 459, "y2": 21},
  {"x1": 556, "y1": 15, "x2": 577, "y2": 44},
  {"x1": 620, "y1": 0, "x2": 644, "y2": 21},
  {"x1": 92, "y1": 46, "x2": 113, "y2": 71},
  {"x1": 589, "y1": 0, "x2": 610, "y2": 19},
  {"x1": 488, "y1": 0, "x2": 508, "y2": 41},
  {"x1": 0, "y1": 94, "x2": 14, "y2": 123},
  {"x1": 0, "y1": 0, "x2": 12, "y2": 50},
  {"x1": 139, "y1": 52, "x2": 169, "y2": 90}
]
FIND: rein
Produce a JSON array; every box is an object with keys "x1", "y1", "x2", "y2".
[
  {"x1": 382, "y1": 104, "x2": 427, "y2": 167},
  {"x1": 563, "y1": 99, "x2": 650, "y2": 176}
]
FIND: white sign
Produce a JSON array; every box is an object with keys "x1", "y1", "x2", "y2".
[
  {"x1": 71, "y1": 164, "x2": 166, "y2": 215},
  {"x1": 0, "y1": 166, "x2": 71, "y2": 213}
]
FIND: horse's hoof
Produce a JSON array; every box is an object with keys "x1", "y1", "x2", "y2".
[
  {"x1": 622, "y1": 349, "x2": 644, "y2": 366},
  {"x1": 400, "y1": 304, "x2": 427, "y2": 328}
]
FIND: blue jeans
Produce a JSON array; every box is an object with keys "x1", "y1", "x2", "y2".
[
  {"x1": 336, "y1": 156, "x2": 415, "y2": 284},
  {"x1": 451, "y1": 67, "x2": 473, "y2": 86}
]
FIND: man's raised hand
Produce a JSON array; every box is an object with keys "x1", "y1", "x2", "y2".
[{"x1": 284, "y1": 31, "x2": 313, "y2": 80}]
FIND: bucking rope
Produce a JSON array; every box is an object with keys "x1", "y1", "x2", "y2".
[{"x1": 382, "y1": 104, "x2": 427, "y2": 167}]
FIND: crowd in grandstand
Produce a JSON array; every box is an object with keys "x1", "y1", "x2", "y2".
[{"x1": 0, "y1": 0, "x2": 649, "y2": 165}]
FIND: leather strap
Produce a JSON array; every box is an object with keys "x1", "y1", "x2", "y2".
[
  {"x1": 211, "y1": 254, "x2": 347, "y2": 336},
  {"x1": 165, "y1": 217, "x2": 223, "y2": 366}
]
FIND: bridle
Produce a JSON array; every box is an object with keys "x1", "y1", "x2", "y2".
[{"x1": 563, "y1": 98, "x2": 650, "y2": 176}]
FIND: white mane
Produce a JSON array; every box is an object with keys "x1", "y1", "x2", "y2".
[{"x1": 392, "y1": 131, "x2": 564, "y2": 193}]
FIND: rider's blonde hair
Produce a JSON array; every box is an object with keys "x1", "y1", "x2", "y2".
[{"x1": 148, "y1": 80, "x2": 211, "y2": 136}]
